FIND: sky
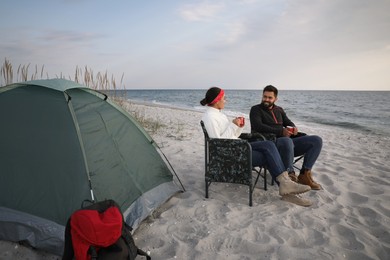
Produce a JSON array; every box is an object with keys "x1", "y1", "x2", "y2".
[{"x1": 1, "y1": 0, "x2": 389, "y2": 90}]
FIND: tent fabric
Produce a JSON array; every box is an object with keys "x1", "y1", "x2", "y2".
[
  {"x1": 0, "y1": 207, "x2": 65, "y2": 255},
  {"x1": 0, "y1": 79, "x2": 181, "y2": 256}
]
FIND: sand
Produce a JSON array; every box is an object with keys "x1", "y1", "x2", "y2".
[{"x1": 1, "y1": 101, "x2": 389, "y2": 259}]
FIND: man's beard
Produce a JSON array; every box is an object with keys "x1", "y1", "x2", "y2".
[{"x1": 262, "y1": 101, "x2": 274, "y2": 108}]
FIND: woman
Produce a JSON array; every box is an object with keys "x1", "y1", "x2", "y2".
[{"x1": 200, "y1": 87, "x2": 312, "y2": 205}]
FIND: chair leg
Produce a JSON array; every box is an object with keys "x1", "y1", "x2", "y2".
[
  {"x1": 293, "y1": 155, "x2": 304, "y2": 171},
  {"x1": 205, "y1": 180, "x2": 209, "y2": 198},
  {"x1": 253, "y1": 167, "x2": 268, "y2": 191},
  {"x1": 249, "y1": 186, "x2": 253, "y2": 207},
  {"x1": 253, "y1": 168, "x2": 261, "y2": 187}
]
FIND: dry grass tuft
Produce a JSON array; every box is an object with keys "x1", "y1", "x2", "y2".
[
  {"x1": 1, "y1": 58, "x2": 164, "y2": 135},
  {"x1": 1, "y1": 58, "x2": 123, "y2": 92}
]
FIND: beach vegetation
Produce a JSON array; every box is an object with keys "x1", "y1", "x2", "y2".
[
  {"x1": 126, "y1": 105, "x2": 165, "y2": 135},
  {"x1": 174, "y1": 122, "x2": 186, "y2": 140},
  {"x1": 0, "y1": 58, "x2": 164, "y2": 135}
]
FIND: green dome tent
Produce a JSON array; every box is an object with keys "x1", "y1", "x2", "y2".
[{"x1": 0, "y1": 79, "x2": 182, "y2": 255}]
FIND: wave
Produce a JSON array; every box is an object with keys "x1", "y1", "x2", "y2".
[{"x1": 302, "y1": 115, "x2": 386, "y2": 136}]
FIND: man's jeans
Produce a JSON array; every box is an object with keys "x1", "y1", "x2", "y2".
[
  {"x1": 250, "y1": 140, "x2": 286, "y2": 181},
  {"x1": 275, "y1": 135, "x2": 322, "y2": 173}
]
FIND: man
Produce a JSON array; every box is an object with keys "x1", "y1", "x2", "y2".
[{"x1": 249, "y1": 85, "x2": 323, "y2": 190}]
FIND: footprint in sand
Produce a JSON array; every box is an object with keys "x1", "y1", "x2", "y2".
[
  {"x1": 318, "y1": 173, "x2": 334, "y2": 187},
  {"x1": 356, "y1": 206, "x2": 383, "y2": 227},
  {"x1": 346, "y1": 191, "x2": 369, "y2": 204},
  {"x1": 332, "y1": 224, "x2": 365, "y2": 250},
  {"x1": 168, "y1": 222, "x2": 209, "y2": 243}
]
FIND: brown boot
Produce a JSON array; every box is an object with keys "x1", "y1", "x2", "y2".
[
  {"x1": 298, "y1": 169, "x2": 322, "y2": 190},
  {"x1": 288, "y1": 171, "x2": 298, "y2": 182}
]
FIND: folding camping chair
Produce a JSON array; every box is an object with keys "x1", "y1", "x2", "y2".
[{"x1": 200, "y1": 121, "x2": 269, "y2": 207}]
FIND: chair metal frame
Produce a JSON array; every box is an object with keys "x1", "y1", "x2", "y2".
[
  {"x1": 200, "y1": 121, "x2": 268, "y2": 206},
  {"x1": 293, "y1": 155, "x2": 304, "y2": 171}
]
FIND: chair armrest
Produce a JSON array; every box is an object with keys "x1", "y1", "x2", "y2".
[
  {"x1": 291, "y1": 132, "x2": 307, "y2": 138},
  {"x1": 239, "y1": 133, "x2": 267, "y2": 142},
  {"x1": 209, "y1": 138, "x2": 249, "y2": 145}
]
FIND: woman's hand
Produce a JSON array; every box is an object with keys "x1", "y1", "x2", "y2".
[{"x1": 233, "y1": 117, "x2": 244, "y2": 127}]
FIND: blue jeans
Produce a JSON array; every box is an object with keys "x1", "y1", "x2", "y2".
[
  {"x1": 250, "y1": 140, "x2": 286, "y2": 181},
  {"x1": 275, "y1": 135, "x2": 322, "y2": 173}
]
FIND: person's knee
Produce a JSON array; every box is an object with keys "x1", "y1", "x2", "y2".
[
  {"x1": 256, "y1": 140, "x2": 274, "y2": 148},
  {"x1": 277, "y1": 137, "x2": 293, "y2": 146},
  {"x1": 312, "y1": 135, "x2": 323, "y2": 148},
  {"x1": 252, "y1": 151, "x2": 265, "y2": 167},
  {"x1": 264, "y1": 140, "x2": 275, "y2": 146},
  {"x1": 251, "y1": 140, "x2": 277, "y2": 153},
  {"x1": 277, "y1": 137, "x2": 294, "y2": 152}
]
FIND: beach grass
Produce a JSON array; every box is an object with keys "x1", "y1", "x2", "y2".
[
  {"x1": 1, "y1": 58, "x2": 123, "y2": 91},
  {"x1": 0, "y1": 58, "x2": 165, "y2": 135}
]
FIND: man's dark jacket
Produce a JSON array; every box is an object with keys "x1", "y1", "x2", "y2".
[{"x1": 250, "y1": 103, "x2": 295, "y2": 137}]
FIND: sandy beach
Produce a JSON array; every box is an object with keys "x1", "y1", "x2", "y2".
[{"x1": 1, "y1": 101, "x2": 389, "y2": 259}]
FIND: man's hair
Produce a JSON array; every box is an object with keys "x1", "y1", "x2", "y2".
[{"x1": 263, "y1": 85, "x2": 278, "y2": 97}]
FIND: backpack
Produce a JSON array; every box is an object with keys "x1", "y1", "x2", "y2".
[{"x1": 62, "y1": 199, "x2": 151, "y2": 260}]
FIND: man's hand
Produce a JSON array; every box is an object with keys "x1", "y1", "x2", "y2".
[
  {"x1": 282, "y1": 128, "x2": 292, "y2": 137},
  {"x1": 283, "y1": 127, "x2": 298, "y2": 137}
]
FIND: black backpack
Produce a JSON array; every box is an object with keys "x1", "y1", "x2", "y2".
[{"x1": 62, "y1": 199, "x2": 151, "y2": 260}]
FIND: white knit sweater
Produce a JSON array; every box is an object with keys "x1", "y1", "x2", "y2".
[{"x1": 201, "y1": 107, "x2": 243, "y2": 139}]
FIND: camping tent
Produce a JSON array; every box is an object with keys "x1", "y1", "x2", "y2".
[{"x1": 0, "y1": 79, "x2": 182, "y2": 255}]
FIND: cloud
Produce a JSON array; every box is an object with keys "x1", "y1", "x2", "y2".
[
  {"x1": 0, "y1": 28, "x2": 115, "y2": 81},
  {"x1": 2, "y1": 28, "x2": 105, "y2": 59},
  {"x1": 274, "y1": 0, "x2": 390, "y2": 53},
  {"x1": 39, "y1": 30, "x2": 104, "y2": 43},
  {"x1": 218, "y1": 21, "x2": 247, "y2": 45},
  {"x1": 178, "y1": 2, "x2": 224, "y2": 22}
]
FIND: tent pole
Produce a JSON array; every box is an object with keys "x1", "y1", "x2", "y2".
[
  {"x1": 162, "y1": 150, "x2": 186, "y2": 192},
  {"x1": 89, "y1": 180, "x2": 95, "y2": 202},
  {"x1": 153, "y1": 141, "x2": 185, "y2": 192}
]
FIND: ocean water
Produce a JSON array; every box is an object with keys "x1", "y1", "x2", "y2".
[{"x1": 114, "y1": 89, "x2": 390, "y2": 137}]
